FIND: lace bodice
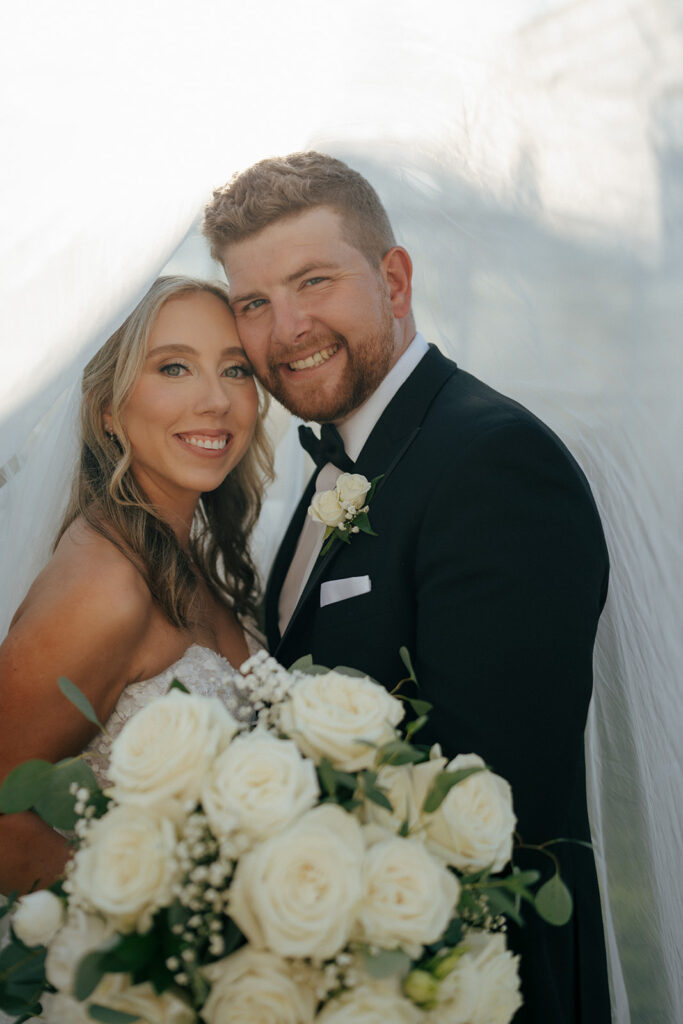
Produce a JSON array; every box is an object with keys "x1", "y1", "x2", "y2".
[{"x1": 82, "y1": 640, "x2": 261, "y2": 789}]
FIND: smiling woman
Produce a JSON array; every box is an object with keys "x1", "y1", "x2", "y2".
[{"x1": 0, "y1": 275, "x2": 273, "y2": 896}]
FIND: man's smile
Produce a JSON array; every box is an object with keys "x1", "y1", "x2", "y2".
[{"x1": 286, "y1": 343, "x2": 341, "y2": 372}]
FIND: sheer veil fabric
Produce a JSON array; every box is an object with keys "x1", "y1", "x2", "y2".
[{"x1": 1, "y1": 3, "x2": 681, "y2": 1022}]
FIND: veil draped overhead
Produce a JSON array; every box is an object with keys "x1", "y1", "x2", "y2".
[{"x1": 1, "y1": 3, "x2": 681, "y2": 1022}]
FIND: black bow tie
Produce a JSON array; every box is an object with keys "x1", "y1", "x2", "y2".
[{"x1": 298, "y1": 423, "x2": 355, "y2": 473}]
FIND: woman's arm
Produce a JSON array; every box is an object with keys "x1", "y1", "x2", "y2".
[{"x1": 0, "y1": 531, "x2": 152, "y2": 894}]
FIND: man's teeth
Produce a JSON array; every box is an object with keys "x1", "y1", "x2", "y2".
[
  {"x1": 289, "y1": 344, "x2": 339, "y2": 371},
  {"x1": 180, "y1": 435, "x2": 228, "y2": 450}
]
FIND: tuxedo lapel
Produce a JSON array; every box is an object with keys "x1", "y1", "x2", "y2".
[
  {"x1": 264, "y1": 475, "x2": 315, "y2": 649},
  {"x1": 273, "y1": 347, "x2": 458, "y2": 653}
]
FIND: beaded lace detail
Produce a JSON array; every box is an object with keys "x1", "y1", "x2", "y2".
[{"x1": 82, "y1": 640, "x2": 260, "y2": 789}]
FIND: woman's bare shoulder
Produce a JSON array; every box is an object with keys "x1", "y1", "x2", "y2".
[{"x1": 10, "y1": 518, "x2": 152, "y2": 635}]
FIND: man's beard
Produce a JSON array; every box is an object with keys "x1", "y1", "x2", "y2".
[{"x1": 258, "y1": 304, "x2": 397, "y2": 423}]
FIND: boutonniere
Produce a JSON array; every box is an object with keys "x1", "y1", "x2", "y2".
[{"x1": 308, "y1": 472, "x2": 383, "y2": 557}]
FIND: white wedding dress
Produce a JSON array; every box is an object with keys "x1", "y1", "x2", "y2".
[{"x1": 82, "y1": 641, "x2": 259, "y2": 790}]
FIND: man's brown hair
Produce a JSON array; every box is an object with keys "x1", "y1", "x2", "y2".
[{"x1": 202, "y1": 151, "x2": 396, "y2": 268}]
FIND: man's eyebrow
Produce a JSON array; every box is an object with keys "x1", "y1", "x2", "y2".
[
  {"x1": 230, "y1": 262, "x2": 340, "y2": 306},
  {"x1": 146, "y1": 344, "x2": 246, "y2": 359}
]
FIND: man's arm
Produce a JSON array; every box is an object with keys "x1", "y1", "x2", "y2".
[{"x1": 414, "y1": 417, "x2": 608, "y2": 841}]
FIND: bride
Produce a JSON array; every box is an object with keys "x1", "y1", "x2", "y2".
[{"x1": 0, "y1": 275, "x2": 272, "y2": 896}]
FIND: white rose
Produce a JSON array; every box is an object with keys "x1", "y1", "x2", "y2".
[
  {"x1": 11, "y1": 890, "x2": 64, "y2": 948},
  {"x1": 309, "y1": 489, "x2": 345, "y2": 528},
  {"x1": 109, "y1": 690, "x2": 239, "y2": 807},
  {"x1": 428, "y1": 932, "x2": 522, "y2": 1024},
  {"x1": 316, "y1": 980, "x2": 421, "y2": 1023},
  {"x1": 229, "y1": 804, "x2": 364, "y2": 959},
  {"x1": 201, "y1": 730, "x2": 319, "y2": 843},
  {"x1": 70, "y1": 805, "x2": 179, "y2": 930},
  {"x1": 45, "y1": 909, "x2": 115, "y2": 993},
  {"x1": 355, "y1": 832, "x2": 460, "y2": 957},
  {"x1": 335, "y1": 473, "x2": 371, "y2": 508},
  {"x1": 279, "y1": 671, "x2": 404, "y2": 772},
  {"x1": 202, "y1": 947, "x2": 316, "y2": 1023},
  {"x1": 423, "y1": 754, "x2": 516, "y2": 872}
]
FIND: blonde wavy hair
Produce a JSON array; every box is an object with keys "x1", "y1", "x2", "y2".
[{"x1": 56, "y1": 276, "x2": 273, "y2": 627}]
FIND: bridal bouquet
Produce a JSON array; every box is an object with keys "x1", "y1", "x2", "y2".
[{"x1": 0, "y1": 650, "x2": 571, "y2": 1023}]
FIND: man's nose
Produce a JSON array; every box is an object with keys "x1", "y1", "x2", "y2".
[{"x1": 271, "y1": 296, "x2": 312, "y2": 347}]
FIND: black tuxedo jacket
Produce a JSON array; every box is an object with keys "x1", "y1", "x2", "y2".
[{"x1": 266, "y1": 346, "x2": 611, "y2": 1023}]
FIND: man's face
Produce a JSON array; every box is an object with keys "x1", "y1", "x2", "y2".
[{"x1": 223, "y1": 207, "x2": 401, "y2": 422}]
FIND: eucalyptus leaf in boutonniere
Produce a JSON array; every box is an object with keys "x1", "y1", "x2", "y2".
[{"x1": 308, "y1": 472, "x2": 383, "y2": 557}]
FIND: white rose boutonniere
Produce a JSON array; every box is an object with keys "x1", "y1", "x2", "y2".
[{"x1": 308, "y1": 472, "x2": 382, "y2": 556}]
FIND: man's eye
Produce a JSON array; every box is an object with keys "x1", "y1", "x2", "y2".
[
  {"x1": 304, "y1": 277, "x2": 326, "y2": 287},
  {"x1": 160, "y1": 362, "x2": 188, "y2": 377},
  {"x1": 243, "y1": 298, "x2": 267, "y2": 312},
  {"x1": 224, "y1": 364, "x2": 253, "y2": 379}
]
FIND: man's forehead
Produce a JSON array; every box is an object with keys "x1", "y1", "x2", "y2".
[{"x1": 223, "y1": 209, "x2": 353, "y2": 287}]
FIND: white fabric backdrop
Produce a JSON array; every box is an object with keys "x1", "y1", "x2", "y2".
[{"x1": 1, "y1": 2, "x2": 681, "y2": 1021}]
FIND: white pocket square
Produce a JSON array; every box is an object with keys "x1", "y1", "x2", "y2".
[{"x1": 320, "y1": 575, "x2": 372, "y2": 608}]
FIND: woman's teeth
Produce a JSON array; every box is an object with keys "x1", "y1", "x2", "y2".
[
  {"x1": 289, "y1": 344, "x2": 339, "y2": 371},
  {"x1": 180, "y1": 435, "x2": 228, "y2": 450}
]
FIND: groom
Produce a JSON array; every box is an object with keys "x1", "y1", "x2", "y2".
[{"x1": 203, "y1": 152, "x2": 611, "y2": 1022}]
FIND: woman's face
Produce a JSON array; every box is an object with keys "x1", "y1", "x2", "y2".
[{"x1": 118, "y1": 291, "x2": 259, "y2": 522}]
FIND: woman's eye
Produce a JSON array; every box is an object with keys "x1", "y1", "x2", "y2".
[
  {"x1": 160, "y1": 362, "x2": 188, "y2": 377},
  {"x1": 224, "y1": 364, "x2": 253, "y2": 379}
]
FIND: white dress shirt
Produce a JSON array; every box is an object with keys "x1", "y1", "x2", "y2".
[{"x1": 278, "y1": 332, "x2": 429, "y2": 635}]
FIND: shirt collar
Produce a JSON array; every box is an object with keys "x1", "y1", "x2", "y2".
[{"x1": 334, "y1": 332, "x2": 429, "y2": 462}]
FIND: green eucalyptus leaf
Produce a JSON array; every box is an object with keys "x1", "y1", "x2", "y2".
[
  {"x1": 296, "y1": 663, "x2": 332, "y2": 676},
  {"x1": 332, "y1": 665, "x2": 371, "y2": 679},
  {"x1": 74, "y1": 951, "x2": 109, "y2": 1001},
  {"x1": 341, "y1": 797, "x2": 363, "y2": 812},
  {"x1": 400, "y1": 696, "x2": 432, "y2": 716},
  {"x1": 405, "y1": 714, "x2": 429, "y2": 742},
  {"x1": 376, "y1": 739, "x2": 425, "y2": 767},
  {"x1": 88, "y1": 1006, "x2": 141, "y2": 1023},
  {"x1": 221, "y1": 918, "x2": 245, "y2": 958},
  {"x1": 58, "y1": 677, "x2": 102, "y2": 729},
  {"x1": 483, "y1": 886, "x2": 524, "y2": 926},
  {"x1": 0, "y1": 891, "x2": 18, "y2": 920},
  {"x1": 534, "y1": 874, "x2": 573, "y2": 926},
  {"x1": 0, "y1": 760, "x2": 54, "y2": 813},
  {"x1": 318, "y1": 758, "x2": 337, "y2": 798},
  {"x1": 34, "y1": 759, "x2": 100, "y2": 830},
  {"x1": 364, "y1": 785, "x2": 393, "y2": 812},
  {"x1": 332, "y1": 769, "x2": 359, "y2": 791},
  {"x1": 363, "y1": 947, "x2": 411, "y2": 979},
  {"x1": 106, "y1": 932, "x2": 156, "y2": 971},
  {"x1": 0, "y1": 941, "x2": 46, "y2": 1010},
  {"x1": 398, "y1": 647, "x2": 417, "y2": 682},
  {"x1": 422, "y1": 766, "x2": 486, "y2": 814},
  {"x1": 506, "y1": 869, "x2": 542, "y2": 890},
  {"x1": 288, "y1": 654, "x2": 313, "y2": 671},
  {"x1": 167, "y1": 678, "x2": 190, "y2": 694},
  {"x1": 441, "y1": 916, "x2": 465, "y2": 948}
]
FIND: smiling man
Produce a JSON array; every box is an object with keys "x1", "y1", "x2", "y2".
[{"x1": 202, "y1": 151, "x2": 611, "y2": 1024}]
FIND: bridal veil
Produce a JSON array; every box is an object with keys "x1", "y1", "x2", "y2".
[{"x1": 1, "y1": 3, "x2": 681, "y2": 1021}]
